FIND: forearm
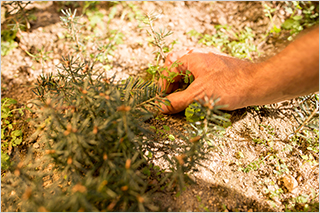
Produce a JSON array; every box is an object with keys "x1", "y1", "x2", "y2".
[
  {"x1": 244, "y1": 25, "x2": 319, "y2": 107},
  {"x1": 159, "y1": 26, "x2": 319, "y2": 114}
]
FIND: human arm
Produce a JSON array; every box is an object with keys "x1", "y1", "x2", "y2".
[{"x1": 159, "y1": 25, "x2": 319, "y2": 114}]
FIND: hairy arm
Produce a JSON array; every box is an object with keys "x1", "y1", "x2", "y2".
[
  {"x1": 160, "y1": 25, "x2": 319, "y2": 114},
  {"x1": 245, "y1": 25, "x2": 319, "y2": 107}
]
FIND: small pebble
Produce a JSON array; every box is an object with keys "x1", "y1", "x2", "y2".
[
  {"x1": 223, "y1": 179, "x2": 229, "y2": 183},
  {"x1": 53, "y1": 59, "x2": 60, "y2": 65},
  {"x1": 168, "y1": 22, "x2": 174, "y2": 28},
  {"x1": 33, "y1": 143, "x2": 40, "y2": 149},
  {"x1": 296, "y1": 175, "x2": 303, "y2": 183},
  {"x1": 279, "y1": 175, "x2": 298, "y2": 193}
]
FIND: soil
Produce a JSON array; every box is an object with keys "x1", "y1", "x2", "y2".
[{"x1": 1, "y1": 1, "x2": 319, "y2": 212}]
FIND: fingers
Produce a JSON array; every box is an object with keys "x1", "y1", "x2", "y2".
[
  {"x1": 160, "y1": 80, "x2": 203, "y2": 114},
  {"x1": 158, "y1": 48, "x2": 231, "y2": 113},
  {"x1": 160, "y1": 91, "x2": 191, "y2": 114},
  {"x1": 159, "y1": 49, "x2": 192, "y2": 92},
  {"x1": 159, "y1": 50, "x2": 209, "y2": 94},
  {"x1": 159, "y1": 47, "x2": 228, "y2": 92}
]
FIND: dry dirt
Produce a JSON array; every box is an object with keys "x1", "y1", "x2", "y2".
[{"x1": 1, "y1": 1, "x2": 319, "y2": 212}]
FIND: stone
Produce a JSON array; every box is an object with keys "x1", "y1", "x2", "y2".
[
  {"x1": 279, "y1": 175, "x2": 298, "y2": 193},
  {"x1": 33, "y1": 143, "x2": 40, "y2": 149},
  {"x1": 296, "y1": 175, "x2": 303, "y2": 183},
  {"x1": 10, "y1": 191, "x2": 16, "y2": 196}
]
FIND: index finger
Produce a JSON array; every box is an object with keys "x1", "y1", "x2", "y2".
[{"x1": 159, "y1": 49, "x2": 193, "y2": 93}]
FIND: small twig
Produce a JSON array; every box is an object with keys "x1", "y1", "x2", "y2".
[
  {"x1": 17, "y1": 1, "x2": 31, "y2": 31},
  {"x1": 146, "y1": 14, "x2": 165, "y2": 61},
  {"x1": 143, "y1": 10, "x2": 170, "y2": 65},
  {"x1": 293, "y1": 107, "x2": 318, "y2": 135},
  {"x1": 135, "y1": 96, "x2": 163, "y2": 108}
]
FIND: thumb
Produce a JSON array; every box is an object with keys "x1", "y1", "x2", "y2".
[{"x1": 160, "y1": 80, "x2": 203, "y2": 114}]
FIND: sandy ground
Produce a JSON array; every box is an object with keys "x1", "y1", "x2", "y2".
[{"x1": 1, "y1": 1, "x2": 319, "y2": 212}]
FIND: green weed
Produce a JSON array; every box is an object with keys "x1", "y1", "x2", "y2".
[
  {"x1": 196, "y1": 195, "x2": 210, "y2": 212},
  {"x1": 273, "y1": 162, "x2": 289, "y2": 176},
  {"x1": 285, "y1": 189, "x2": 319, "y2": 212},
  {"x1": 124, "y1": 2, "x2": 143, "y2": 22},
  {"x1": 150, "y1": 124, "x2": 175, "y2": 141},
  {"x1": 185, "y1": 102, "x2": 205, "y2": 123},
  {"x1": 187, "y1": 25, "x2": 258, "y2": 60},
  {"x1": 263, "y1": 3, "x2": 282, "y2": 34},
  {"x1": 241, "y1": 157, "x2": 265, "y2": 173},
  {"x1": 265, "y1": 187, "x2": 284, "y2": 200},
  {"x1": 1, "y1": 1, "x2": 32, "y2": 55},
  {"x1": 1, "y1": 30, "x2": 18, "y2": 56},
  {"x1": 282, "y1": 1, "x2": 319, "y2": 41},
  {"x1": 1, "y1": 98, "x2": 30, "y2": 171}
]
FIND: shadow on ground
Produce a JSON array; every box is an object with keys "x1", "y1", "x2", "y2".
[{"x1": 153, "y1": 177, "x2": 275, "y2": 212}]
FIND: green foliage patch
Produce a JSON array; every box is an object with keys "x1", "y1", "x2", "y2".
[
  {"x1": 1, "y1": 98, "x2": 30, "y2": 171},
  {"x1": 1, "y1": 55, "x2": 230, "y2": 211},
  {"x1": 282, "y1": 1, "x2": 319, "y2": 41},
  {"x1": 187, "y1": 25, "x2": 258, "y2": 60},
  {"x1": 1, "y1": 1, "x2": 32, "y2": 55}
]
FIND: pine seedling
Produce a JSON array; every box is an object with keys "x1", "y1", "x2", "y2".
[
  {"x1": 139, "y1": 10, "x2": 172, "y2": 64},
  {"x1": 2, "y1": 1, "x2": 32, "y2": 31},
  {"x1": 60, "y1": 8, "x2": 84, "y2": 52},
  {"x1": 2, "y1": 55, "x2": 225, "y2": 211},
  {"x1": 138, "y1": 10, "x2": 180, "y2": 84},
  {"x1": 2, "y1": 7, "x2": 232, "y2": 212}
]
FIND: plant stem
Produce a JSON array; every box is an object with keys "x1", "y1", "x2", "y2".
[
  {"x1": 146, "y1": 14, "x2": 165, "y2": 63},
  {"x1": 293, "y1": 107, "x2": 318, "y2": 135}
]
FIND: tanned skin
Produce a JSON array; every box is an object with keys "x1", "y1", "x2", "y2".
[{"x1": 159, "y1": 25, "x2": 319, "y2": 114}]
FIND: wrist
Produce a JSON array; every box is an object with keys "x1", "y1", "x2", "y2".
[
  {"x1": 240, "y1": 59, "x2": 291, "y2": 108},
  {"x1": 236, "y1": 61, "x2": 263, "y2": 109},
  {"x1": 213, "y1": 58, "x2": 261, "y2": 110}
]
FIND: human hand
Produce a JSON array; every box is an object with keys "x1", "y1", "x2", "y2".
[{"x1": 158, "y1": 48, "x2": 256, "y2": 114}]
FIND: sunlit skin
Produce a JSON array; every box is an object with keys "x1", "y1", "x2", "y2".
[{"x1": 159, "y1": 25, "x2": 319, "y2": 114}]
